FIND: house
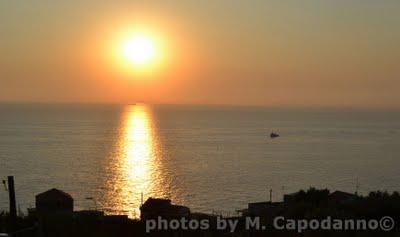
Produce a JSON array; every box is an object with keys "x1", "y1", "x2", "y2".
[
  {"x1": 283, "y1": 192, "x2": 300, "y2": 204},
  {"x1": 140, "y1": 198, "x2": 190, "y2": 220},
  {"x1": 246, "y1": 201, "x2": 284, "y2": 217},
  {"x1": 35, "y1": 188, "x2": 73, "y2": 214},
  {"x1": 328, "y1": 191, "x2": 357, "y2": 204}
]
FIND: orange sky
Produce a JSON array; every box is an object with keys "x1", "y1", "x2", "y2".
[{"x1": 1, "y1": 1, "x2": 399, "y2": 107}]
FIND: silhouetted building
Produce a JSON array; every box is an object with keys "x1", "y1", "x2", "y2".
[
  {"x1": 36, "y1": 188, "x2": 73, "y2": 215},
  {"x1": 328, "y1": 191, "x2": 357, "y2": 204},
  {"x1": 140, "y1": 198, "x2": 190, "y2": 220},
  {"x1": 74, "y1": 210, "x2": 104, "y2": 219},
  {"x1": 246, "y1": 201, "x2": 284, "y2": 217},
  {"x1": 283, "y1": 191, "x2": 300, "y2": 204}
]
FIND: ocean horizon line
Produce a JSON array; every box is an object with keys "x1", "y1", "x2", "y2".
[{"x1": 1, "y1": 101, "x2": 400, "y2": 111}]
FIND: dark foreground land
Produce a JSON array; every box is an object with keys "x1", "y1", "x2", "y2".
[{"x1": 1, "y1": 187, "x2": 400, "y2": 237}]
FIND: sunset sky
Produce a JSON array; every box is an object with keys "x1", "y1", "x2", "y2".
[{"x1": 1, "y1": 1, "x2": 399, "y2": 107}]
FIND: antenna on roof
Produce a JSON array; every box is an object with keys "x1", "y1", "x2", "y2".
[
  {"x1": 141, "y1": 192, "x2": 144, "y2": 206},
  {"x1": 355, "y1": 178, "x2": 359, "y2": 196},
  {"x1": 269, "y1": 189, "x2": 273, "y2": 203},
  {"x1": 85, "y1": 197, "x2": 97, "y2": 210}
]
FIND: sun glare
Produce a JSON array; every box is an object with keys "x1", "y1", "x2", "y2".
[
  {"x1": 109, "y1": 27, "x2": 167, "y2": 75},
  {"x1": 122, "y1": 36, "x2": 156, "y2": 66}
]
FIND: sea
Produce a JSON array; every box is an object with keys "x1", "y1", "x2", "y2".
[{"x1": 1, "y1": 104, "x2": 400, "y2": 217}]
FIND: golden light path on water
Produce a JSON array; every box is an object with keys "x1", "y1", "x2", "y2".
[
  {"x1": 105, "y1": 104, "x2": 164, "y2": 218},
  {"x1": 124, "y1": 105, "x2": 153, "y2": 196}
]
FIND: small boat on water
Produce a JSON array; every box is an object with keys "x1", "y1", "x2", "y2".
[{"x1": 270, "y1": 132, "x2": 280, "y2": 138}]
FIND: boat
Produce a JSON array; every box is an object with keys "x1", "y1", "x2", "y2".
[{"x1": 270, "y1": 132, "x2": 280, "y2": 138}]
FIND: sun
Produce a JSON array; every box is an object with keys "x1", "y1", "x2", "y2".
[
  {"x1": 122, "y1": 36, "x2": 156, "y2": 66},
  {"x1": 109, "y1": 28, "x2": 166, "y2": 75}
]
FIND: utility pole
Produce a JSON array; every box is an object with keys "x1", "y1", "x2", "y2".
[
  {"x1": 8, "y1": 176, "x2": 17, "y2": 232},
  {"x1": 8, "y1": 176, "x2": 17, "y2": 218}
]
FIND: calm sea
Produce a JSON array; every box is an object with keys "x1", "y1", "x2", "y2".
[{"x1": 1, "y1": 104, "x2": 400, "y2": 217}]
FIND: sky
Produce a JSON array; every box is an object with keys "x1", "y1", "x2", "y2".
[{"x1": 1, "y1": 0, "x2": 399, "y2": 107}]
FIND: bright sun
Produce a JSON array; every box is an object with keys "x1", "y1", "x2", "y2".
[
  {"x1": 122, "y1": 36, "x2": 156, "y2": 66},
  {"x1": 110, "y1": 28, "x2": 166, "y2": 75}
]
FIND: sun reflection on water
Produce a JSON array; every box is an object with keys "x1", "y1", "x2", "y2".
[
  {"x1": 106, "y1": 104, "x2": 161, "y2": 218},
  {"x1": 124, "y1": 105, "x2": 153, "y2": 192}
]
